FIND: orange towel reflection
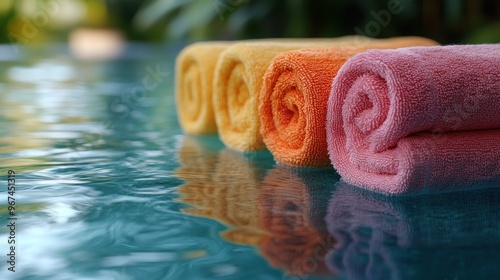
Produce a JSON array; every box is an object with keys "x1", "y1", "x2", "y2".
[
  {"x1": 176, "y1": 136, "x2": 338, "y2": 277},
  {"x1": 259, "y1": 165, "x2": 337, "y2": 278}
]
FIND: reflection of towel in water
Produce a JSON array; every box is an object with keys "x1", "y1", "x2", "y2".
[
  {"x1": 259, "y1": 37, "x2": 438, "y2": 167},
  {"x1": 259, "y1": 165, "x2": 338, "y2": 277},
  {"x1": 175, "y1": 135, "x2": 225, "y2": 211},
  {"x1": 176, "y1": 136, "x2": 271, "y2": 246},
  {"x1": 327, "y1": 44, "x2": 500, "y2": 195},
  {"x1": 325, "y1": 181, "x2": 500, "y2": 280},
  {"x1": 213, "y1": 36, "x2": 390, "y2": 152},
  {"x1": 176, "y1": 137, "x2": 341, "y2": 278}
]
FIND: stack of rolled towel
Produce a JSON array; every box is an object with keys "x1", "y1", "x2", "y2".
[{"x1": 176, "y1": 35, "x2": 500, "y2": 195}]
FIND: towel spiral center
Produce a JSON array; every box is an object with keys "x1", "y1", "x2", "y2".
[
  {"x1": 227, "y1": 63, "x2": 251, "y2": 131},
  {"x1": 271, "y1": 72, "x2": 306, "y2": 150},
  {"x1": 183, "y1": 61, "x2": 203, "y2": 122}
]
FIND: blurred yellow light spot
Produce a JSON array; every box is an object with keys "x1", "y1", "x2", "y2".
[
  {"x1": 181, "y1": 250, "x2": 207, "y2": 259},
  {"x1": 221, "y1": 227, "x2": 267, "y2": 246},
  {"x1": 0, "y1": 203, "x2": 46, "y2": 215},
  {"x1": 60, "y1": 116, "x2": 90, "y2": 123}
]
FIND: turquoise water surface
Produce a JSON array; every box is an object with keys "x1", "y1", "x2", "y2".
[{"x1": 1, "y1": 44, "x2": 499, "y2": 280}]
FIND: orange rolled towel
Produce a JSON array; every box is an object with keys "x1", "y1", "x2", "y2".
[
  {"x1": 176, "y1": 42, "x2": 232, "y2": 134},
  {"x1": 259, "y1": 36, "x2": 439, "y2": 167},
  {"x1": 213, "y1": 36, "x2": 381, "y2": 152}
]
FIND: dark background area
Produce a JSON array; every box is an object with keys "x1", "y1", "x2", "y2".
[{"x1": 0, "y1": 0, "x2": 498, "y2": 47}]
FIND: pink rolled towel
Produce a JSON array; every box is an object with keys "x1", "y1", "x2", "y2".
[{"x1": 327, "y1": 44, "x2": 500, "y2": 195}]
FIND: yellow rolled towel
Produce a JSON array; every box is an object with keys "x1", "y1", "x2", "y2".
[
  {"x1": 175, "y1": 39, "x2": 307, "y2": 134},
  {"x1": 176, "y1": 39, "x2": 334, "y2": 135},
  {"x1": 212, "y1": 36, "x2": 384, "y2": 152},
  {"x1": 176, "y1": 42, "x2": 233, "y2": 134}
]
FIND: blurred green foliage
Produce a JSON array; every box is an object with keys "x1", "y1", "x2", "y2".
[
  {"x1": 132, "y1": 0, "x2": 499, "y2": 44},
  {"x1": 0, "y1": 0, "x2": 498, "y2": 45}
]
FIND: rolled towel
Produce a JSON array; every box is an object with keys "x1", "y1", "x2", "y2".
[
  {"x1": 176, "y1": 38, "x2": 354, "y2": 135},
  {"x1": 176, "y1": 42, "x2": 232, "y2": 134},
  {"x1": 213, "y1": 36, "x2": 384, "y2": 152},
  {"x1": 260, "y1": 37, "x2": 438, "y2": 167},
  {"x1": 327, "y1": 44, "x2": 500, "y2": 195}
]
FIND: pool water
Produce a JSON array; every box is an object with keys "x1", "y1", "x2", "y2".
[{"x1": 1, "y1": 44, "x2": 499, "y2": 280}]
